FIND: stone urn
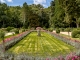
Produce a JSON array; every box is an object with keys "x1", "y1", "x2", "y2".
[{"x1": 36, "y1": 27, "x2": 41, "y2": 36}]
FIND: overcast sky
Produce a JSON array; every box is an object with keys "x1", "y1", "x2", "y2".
[{"x1": 0, "y1": 0, "x2": 53, "y2": 8}]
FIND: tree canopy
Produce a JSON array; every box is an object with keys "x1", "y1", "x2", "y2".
[{"x1": 0, "y1": 0, "x2": 80, "y2": 29}]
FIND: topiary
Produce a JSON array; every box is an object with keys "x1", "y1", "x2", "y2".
[
  {"x1": 72, "y1": 30, "x2": 80, "y2": 38},
  {"x1": 6, "y1": 27, "x2": 14, "y2": 32},
  {"x1": 15, "y1": 29, "x2": 19, "y2": 34},
  {"x1": 56, "y1": 28, "x2": 60, "y2": 34}
]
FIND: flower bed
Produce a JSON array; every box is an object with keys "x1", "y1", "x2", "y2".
[
  {"x1": 47, "y1": 31, "x2": 80, "y2": 49},
  {"x1": 46, "y1": 31, "x2": 80, "y2": 60},
  {"x1": 7, "y1": 31, "x2": 75, "y2": 56},
  {"x1": 0, "y1": 30, "x2": 80, "y2": 60},
  {"x1": 0, "y1": 30, "x2": 31, "y2": 56},
  {"x1": 0, "y1": 52, "x2": 79, "y2": 60}
]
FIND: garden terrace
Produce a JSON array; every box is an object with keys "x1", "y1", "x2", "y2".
[
  {"x1": 0, "y1": 31, "x2": 31, "y2": 55},
  {"x1": 7, "y1": 31, "x2": 75, "y2": 57},
  {"x1": 48, "y1": 31, "x2": 80, "y2": 49}
]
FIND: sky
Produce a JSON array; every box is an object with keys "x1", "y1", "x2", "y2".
[{"x1": 0, "y1": 0, "x2": 53, "y2": 8}]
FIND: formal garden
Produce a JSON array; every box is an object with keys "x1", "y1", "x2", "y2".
[
  {"x1": 0, "y1": 27, "x2": 80, "y2": 60},
  {"x1": 0, "y1": 0, "x2": 80, "y2": 60}
]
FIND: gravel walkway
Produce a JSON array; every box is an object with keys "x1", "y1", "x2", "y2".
[
  {"x1": 53, "y1": 31, "x2": 71, "y2": 36},
  {"x1": 5, "y1": 32, "x2": 15, "y2": 36}
]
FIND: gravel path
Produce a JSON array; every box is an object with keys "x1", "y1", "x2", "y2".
[
  {"x1": 53, "y1": 31, "x2": 71, "y2": 36},
  {"x1": 5, "y1": 32, "x2": 15, "y2": 36}
]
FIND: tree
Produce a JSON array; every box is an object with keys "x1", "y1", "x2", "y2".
[
  {"x1": 62, "y1": 0, "x2": 80, "y2": 28},
  {"x1": 28, "y1": 14, "x2": 40, "y2": 28},
  {"x1": 8, "y1": 6, "x2": 22, "y2": 28},
  {"x1": 0, "y1": 3, "x2": 9, "y2": 28},
  {"x1": 49, "y1": 1, "x2": 55, "y2": 27},
  {"x1": 51, "y1": 0, "x2": 67, "y2": 28},
  {"x1": 39, "y1": 9, "x2": 49, "y2": 28},
  {"x1": 22, "y1": 2, "x2": 32, "y2": 28}
]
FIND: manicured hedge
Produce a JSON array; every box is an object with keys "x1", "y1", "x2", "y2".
[
  {"x1": 72, "y1": 30, "x2": 80, "y2": 38},
  {"x1": 56, "y1": 28, "x2": 60, "y2": 34}
]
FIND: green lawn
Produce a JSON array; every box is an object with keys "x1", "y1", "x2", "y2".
[{"x1": 8, "y1": 32, "x2": 75, "y2": 57}]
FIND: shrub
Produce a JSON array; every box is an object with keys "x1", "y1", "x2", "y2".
[
  {"x1": 48, "y1": 28, "x2": 54, "y2": 32},
  {"x1": 60, "y1": 28, "x2": 65, "y2": 32},
  {"x1": 72, "y1": 30, "x2": 80, "y2": 38},
  {"x1": 15, "y1": 29, "x2": 19, "y2": 34},
  {"x1": 6, "y1": 27, "x2": 14, "y2": 32},
  {"x1": 65, "y1": 28, "x2": 71, "y2": 32},
  {"x1": 56, "y1": 28, "x2": 60, "y2": 34},
  {"x1": 22, "y1": 29, "x2": 25, "y2": 32},
  {"x1": 10, "y1": 28, "x2": 16, "y2": 32},
  {"x1": 75, "y1": 34, "x2": 80, "y2": 38},
  {"x1": 0, "y1": 30, "x2": 5, "y2": 40},
  {"x1": 76, "y1": 28, "x2": 80, "y2": 30}
]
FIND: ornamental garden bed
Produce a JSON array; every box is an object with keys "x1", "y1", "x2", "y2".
[
  {"x1": 0, "y1": 30, "x2": 31, "y2": 56},
  {"x1": 7, "y1": 31, "x2": 75, "y2": 57}
]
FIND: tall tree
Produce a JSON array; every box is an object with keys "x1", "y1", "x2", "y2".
[
  {"x1": 28, "y1": 14, "x2": 40, "y2": 28},
  {"x1": 0, "y1": 3, "x2": 8, "y2": 28},
  {"x1": 8, "y1": 6, "x2": 22, "y2": 28},
  {"x1": 61, "y1": 0, "x2": 80, "y2": 28},
  {"x1": 39, "y1": 9, "x2": 49, "y2": 28},
  {"x1": 22, "y1": 2, "x2": 28, "y2": 28},
  {"x1": 49, "y1": 1, "x2": 55, "y2": 27},
  {"x1": 51, "y1": 0, "x2": 66, "y2": 28}
]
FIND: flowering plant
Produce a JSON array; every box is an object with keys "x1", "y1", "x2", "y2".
[{"x1": 0, "y1": 31, "x2": 31, "y2": 54}]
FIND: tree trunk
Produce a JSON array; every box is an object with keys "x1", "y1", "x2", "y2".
[
  {"x1": 76, "y1": 23, "x2": 79, "y2": 28},
  {"x1": 76, "y1": 18, "x2": 79, "y2": 28}
]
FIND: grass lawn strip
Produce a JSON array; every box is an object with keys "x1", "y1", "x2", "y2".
[
  {"x1": 8, "y1": 32, "x2": 75, "y2": 56},
  {"x1": 42, "y1": 32, "x2": 62, "y2": 55},
  {"x1": 43, "y1": 32, "x2": 74, "y2": 55},
  {"x1": 41, "y1": 36, "x2": 52, "y2": 56}
]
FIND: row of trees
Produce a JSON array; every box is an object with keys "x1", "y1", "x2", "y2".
[
  {"x1": 0, "y1": 3, "x2": 22, "y2": 28},
  {"x1": 0, "y1": 2, "x2": 49, "y2": 28},
  {"x1": 50, "y1": 0, "x2": 80, "y2": 28},
  {"x1": 0, "y1": 0, "x2": 80, "y2": 29}
]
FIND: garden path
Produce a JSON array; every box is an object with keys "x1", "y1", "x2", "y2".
[{"x1": 53, "y1": 30, "x2": 71, "y2": 36}]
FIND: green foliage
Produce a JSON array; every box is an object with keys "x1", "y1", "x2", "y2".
[
  {"x1": 59, "y1": 28, "x2": 65, "y2": 32},
  {"x1": 22, "y1": 29, "x2": 25, "y2": 32},
  {"x1": 75, "y1": 34, "x2": 80, "y2": 38},
  {"x1": 15, "y1": 29, "x2": 19, "y2": 34},
  {"x1": 56, "y1": 28, "x2": 60, "y2": 34},
  {"x1": 72, "y1": 30, "x2": 80, "y2": 38},
  {"x1": 8, "y1": 32, "x2": 75, "y2": 56},
  {"x1": 0, "y1": 2, "x2": 48, "y2": 28},
  {"x1": 22, "y1": 2, "x2": 32, "y2": 28},
  {"x1": 50, "y1": 0, "x2": 80, "y2": 28},
  {"x1": 28, "y1": 14, "x2": 41, "y2": 28},
  {"x1": 0, "y1": 3, "x2": 22, "y2": 28},
  {"x1": 51, "y1": 0, "x2": 66, "y2": 28},
  {"x1": 0, "y1": 30, "x2": 5, "y2": 40},
  {"x1": 6, "y1": 27, "x2": 14, "y2": 32},
  {"x1": 65, "y1": 28, "x2": 71, "y2": 32},
  {"x1": 48, "y1": 28, "x2": 54, "y2": 32}
]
